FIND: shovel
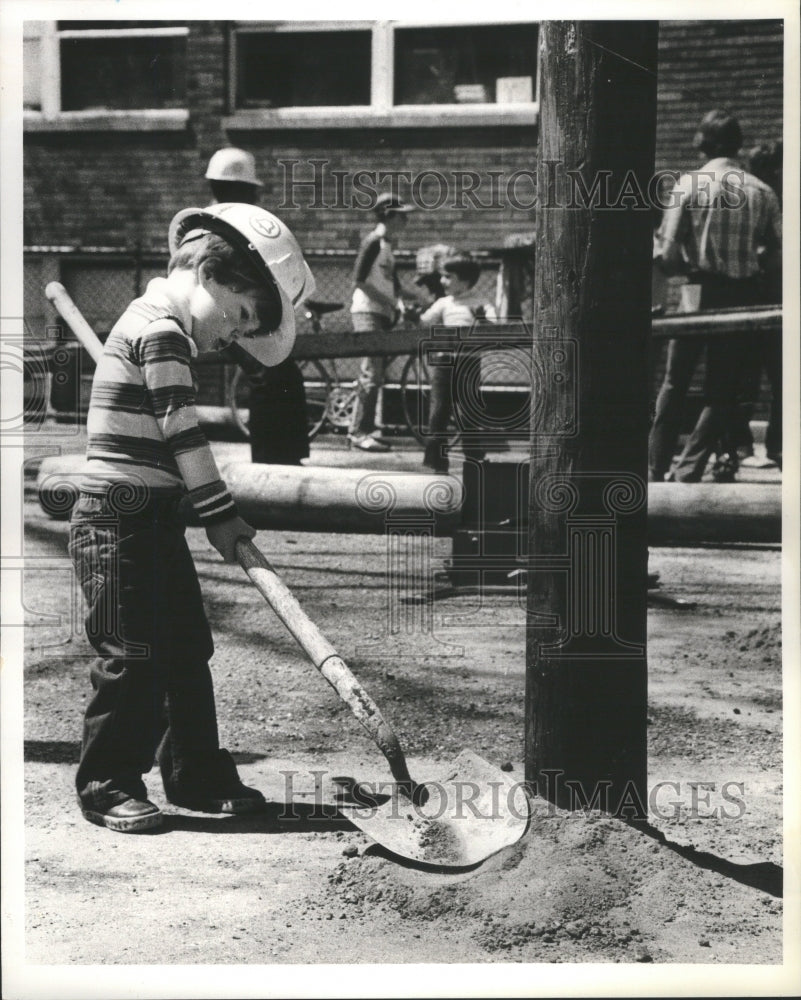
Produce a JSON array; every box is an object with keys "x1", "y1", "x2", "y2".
[
  {"x1": 236, "y1": 539, "x2": 529, "y2": 868},
  {"x1": 45, "y1": 280, "x2": 529, "y2": 867}
]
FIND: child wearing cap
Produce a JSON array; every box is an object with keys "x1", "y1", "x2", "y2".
[
  {"x1": 68, "y1": 204, "x2": 313, "y2": 832},
  {"x1": 348, "y1": 193, "x2": 414, "y2": 452},
  {"x1": 419, "y1": 251, "x2": 497, "y2": 473}
]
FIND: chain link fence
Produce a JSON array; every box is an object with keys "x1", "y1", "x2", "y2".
[
  {"x1": 22, "y1": 246, "x2": 530, "y2": 424},
  {"x1": 21, "y1": 245, "x2": 774, "y2": 436}
]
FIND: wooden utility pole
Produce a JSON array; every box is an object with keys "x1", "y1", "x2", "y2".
[{"x1": 526, "y1": 22, "x2": 659, "y2": 817}]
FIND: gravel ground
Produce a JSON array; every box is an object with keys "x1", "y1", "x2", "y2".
[{"x1": 4, "y1": 433, "x2": 795, "y2": 998}]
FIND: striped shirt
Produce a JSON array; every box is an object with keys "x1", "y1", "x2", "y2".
[
  {"x1": 81, "y1": 278, "x2": 236, "y2": 524},
  {"x1": 659, "y1": 157, "x2": 781, "y2": 280}
]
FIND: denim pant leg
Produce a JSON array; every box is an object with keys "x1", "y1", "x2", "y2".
[
  {"x1": 155, "y1": 524, "x2": 221, "y2": 792},
  {"x1": 423, "y1": 358, "x2": 453, "y2": 468},
  {"x1": 248, "y1": 359, "x2": 309, "y2": 464},
  {"x1": 349, "y1": 313, "x2": 391, "y2": 436},
  {"x1": 70, "y1": 496, "x2": 216, "y2": 809},
  {"x1": 648, "y1": 338, "x2": 704, "y2": 479},
  {"x1": 673, "y1": 334, "x2": 747, "y2": 482},
  {"x1": 453, "y1": 349, "x2": 487, "y2": 461}
]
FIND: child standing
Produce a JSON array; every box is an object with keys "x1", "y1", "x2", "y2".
[
  {"x1": 68, "y1": 203, "x2": 315, "y2": 832},
  {"x1": 419, "y1": 251, "x2": 496, "y2": 473}
]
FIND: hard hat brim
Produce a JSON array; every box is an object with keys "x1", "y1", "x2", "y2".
[{"x1": 239, "y1": 283, "x2": 297, "y2": 368}]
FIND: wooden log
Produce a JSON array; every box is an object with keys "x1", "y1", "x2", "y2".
[
  {"x1": 526, "y1": 22, "x2": 659, "y2": 817},
  {"x1": 648, "y1": 483, "x2": 781, "y2": 544},
  {"x1": 34, "y1": 454, "x2": 463, "y2": 535},
  {"x1": 36, "y1": 454, "x2": 779, "y2": 541}
]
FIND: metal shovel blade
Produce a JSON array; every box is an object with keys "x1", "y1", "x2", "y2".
[{"x1": 338, "y1": 750, "x2": 529, "y2": 868}]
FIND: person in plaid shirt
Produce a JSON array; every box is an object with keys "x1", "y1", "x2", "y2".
[{"x1": 649, "y1": 110, "x2": 781, "y2": 483}]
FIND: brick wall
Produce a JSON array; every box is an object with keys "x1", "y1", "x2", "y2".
[
  {"x1": 24, "y1": 19, "x2": 783, "y2": 252},
  {"x1": 656, "y1": 20, "x2": 783, "y2": 175}
]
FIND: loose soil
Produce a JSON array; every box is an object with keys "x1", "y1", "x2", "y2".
[{"x1": 10, "y1": 441, "x2": 788, "y2": 989}]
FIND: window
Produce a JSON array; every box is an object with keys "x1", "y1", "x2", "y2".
[
  {"x1": 236, "y1": 29, "x2": 371, "y2": 108},
  {"x1": 394, "y1": 24, "x2": 538, "y2": 106},
  {"x1": 23, "y1": 22, "x2": 44, "y2": 111},
  {"x1": 228, "y1": 20, "x2": 539, "y2": 128},
  {"x1": 24, "y1": 21, "x2": 188, "y2": 127}
]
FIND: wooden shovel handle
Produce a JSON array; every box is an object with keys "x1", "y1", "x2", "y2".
[{"x1": 236, "y1": 538, "x2": 419, "y2": 797}]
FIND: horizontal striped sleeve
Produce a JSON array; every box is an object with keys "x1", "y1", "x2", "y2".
[
  {"x1": 137, "y1": 321, "x2": 237, "y2": 519},
  {"x1": 168, "y1": 426, "x2": 211, "y2": 455},
  {"x1": 187, "y1": 479, "x2": 238, "y2": 524}
]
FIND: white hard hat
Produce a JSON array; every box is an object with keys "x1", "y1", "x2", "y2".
[
  {"x1": 205, "y1": 148, "x2": 263, "y2": 188},
  {"x1": 169, "y1": 203, "x2": 316, "y2": 368}
]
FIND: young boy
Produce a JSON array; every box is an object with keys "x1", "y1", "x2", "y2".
[
  {"x1": 419, "y1": 251, "x2": 496, "y2": 473},
  {"x1": 348, "y1": 193, "x2": 414, "y2": 452},
  {"x1": 68, "y1": 203, "x2": 315, "y2": 832}
]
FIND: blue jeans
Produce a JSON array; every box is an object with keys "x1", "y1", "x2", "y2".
[
  {"x1": 69, "y1": 490, "x2": 221, "y2": 810},
  {"x1": 649, "y1": 274, "x2": 764, "y2": 482},
  {"x1": 349, "y1": 312, "x2": 392, "y2": 436},
  {"x1": 671, "y1": 275, "x2": 763, "y2": 482}
]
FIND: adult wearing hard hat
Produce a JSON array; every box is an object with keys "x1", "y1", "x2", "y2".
[{"x1": 206, "y1": 147, "x2": 312, "y2": 465}]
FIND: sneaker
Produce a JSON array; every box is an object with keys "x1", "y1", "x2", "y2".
[
  {"x1": 82, "y1": 796, "x2": 164, "y2": 833},
  {"x1": 348, "y1": 434, "x2": 390, "y2": 453}
]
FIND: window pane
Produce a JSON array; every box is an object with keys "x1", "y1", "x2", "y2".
[
  {"x1": 24, "y1": 37, "x2": 42, "y2": 110},
  {"x1": 394, "y1": 23, "x2": 538, "y2": 105},
  {"x1": 57, "y1": 21, "x2": 187, "y2": 30},
  {"x1": 60, "y1": 35, "x2": 187, "y2": 110},
  {"x1": 237, "y1": 30, "x2": 371, "y2": 108}
]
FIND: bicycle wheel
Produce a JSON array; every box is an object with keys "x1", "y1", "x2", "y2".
[
  {"x1": 297, "y1": 358, "x2": 331, "y2": 440},
  {"x1": 400, "y1": 353, "x2": 460, "y2": 446},
  {"x1": 323, "y1": 361, "x2": 358, "y2": 432}
]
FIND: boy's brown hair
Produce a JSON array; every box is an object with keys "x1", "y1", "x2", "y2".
[{"x1": 168, "y1": 232, "x2": 281, "y2": 331}]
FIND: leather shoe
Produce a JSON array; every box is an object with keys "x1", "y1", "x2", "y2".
[
  {"x1": 165, "y1": 782, "x2": 265, "y2": 815},
  {"x1": 82, "y1": 797, "x2": 164, "y2": 833}
]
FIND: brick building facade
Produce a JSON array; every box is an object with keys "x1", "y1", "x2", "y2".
[
  {"x1": 21, "y1": 19, "x2": 783, "y2": 419},
  {"x1": 24, "y1": 19, "x2": 784, "y2": 254}
]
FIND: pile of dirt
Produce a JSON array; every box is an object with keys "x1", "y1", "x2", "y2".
[{"x1": 320, "y1": 803, "x2": 782, "y2": 964}]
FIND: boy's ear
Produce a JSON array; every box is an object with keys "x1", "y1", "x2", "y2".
[{"x1": 197, "y1": 259, "x2": 215, "y2": 287}]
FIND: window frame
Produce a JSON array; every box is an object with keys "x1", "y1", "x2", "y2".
[
  {"x1": 225, "y1": 19, "x2": 539, "y2": 130},
  {"x1": 23, "y1": 21, "x2": 189, "y2": 131}
]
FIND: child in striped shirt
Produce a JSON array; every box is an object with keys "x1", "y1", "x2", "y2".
[{"x1": 69, "y1": 204, "x2": 314, "y2": 832}]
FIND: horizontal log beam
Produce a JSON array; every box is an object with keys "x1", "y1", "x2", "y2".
[
  {"x1": 284, "y1": 307, "x2": 782, "y2": 361},
  {"x1": 36, "y1": 454, "x2": 780, "y2": 543}
]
